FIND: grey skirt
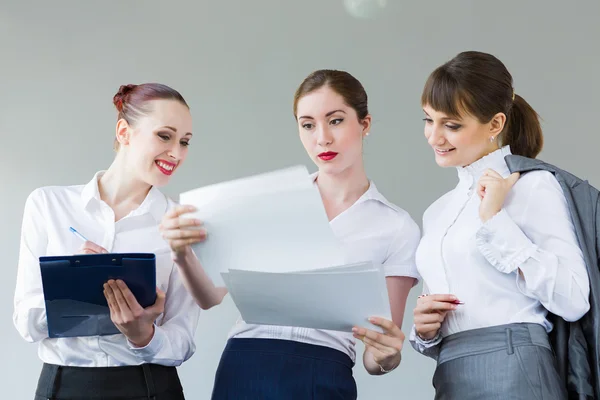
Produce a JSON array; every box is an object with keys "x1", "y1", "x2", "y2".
[{"x1": 433, "y1": 323, "x2": 567, "y2": 400}]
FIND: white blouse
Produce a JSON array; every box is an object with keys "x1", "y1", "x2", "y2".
[
  {"x1": 410, "y1": 146, "x2": 590, "y2": 356},
  {"x1": 13, "y1": 172, "x2": 200, "y2": 367},
  {"x1": 229, "y1": 176, "x2": 421, "y2": 362}
]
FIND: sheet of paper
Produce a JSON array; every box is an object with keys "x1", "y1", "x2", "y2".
[
  {"x1": 224, "y1": 267, "x2": 392, "y2": 333},
  {"x1": 179, "y1": 166, "x2": 345, "y2": 286}
]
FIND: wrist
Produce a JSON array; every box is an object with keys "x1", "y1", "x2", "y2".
[{"x1": 128, "y1": 325, "x2": 155, "y2": 348}]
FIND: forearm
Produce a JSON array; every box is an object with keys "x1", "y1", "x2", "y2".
[{"x1": 172, "y1": 248, "x2": 227, "y2": 310}]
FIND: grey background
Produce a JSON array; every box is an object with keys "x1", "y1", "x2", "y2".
[{"x1": 1, "y1": 0, "x2": 598, "y2": 398}]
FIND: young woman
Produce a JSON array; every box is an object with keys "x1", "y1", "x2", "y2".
[
  {"x1": 411, "y1": 51, "x2": 591, "y2": 399},
  {"x1": 14, "y1": 83, "x2": 201, "y2": 400},
  {"x1": 162, "y1": 70, "x2": 421, "y2": 399}
]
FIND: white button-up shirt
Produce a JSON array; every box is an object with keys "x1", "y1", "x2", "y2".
[
  {"x1": 410, "y1": 146, "x2": 590, "y2": 356},
  {"x1": 13, "y1": 172, "x2": 200, "y2": 367},
  {"x1": 229, "y1": 176, "x2": 421, "y2": 362}
]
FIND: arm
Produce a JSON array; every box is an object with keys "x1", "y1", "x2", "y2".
[
  {"x1": 159, "y1": 205, "x2": 228, "y2": 310},
  {"x1": 125, "y1": 262, "x2": 201, "y2": 366},
  {"x1": 476, "y1": 171, "x2": 590, "y2": 321},
  {"x1": 361, "y1": 216, "x2": 421, "y2": 375},
  {"x1": 13, "y1": 189, "x2": 49, "y2": 343},
  {"x1": 362, "y1": 276, "x2": 415, "y2": 375},
  {"x1": 173, "y1": 247, "x2": 227, "y2": 310}
]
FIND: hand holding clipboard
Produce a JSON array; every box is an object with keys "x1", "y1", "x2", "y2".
[{"x1": 70, "y1": 227, "x2": 164, "y2": 346}]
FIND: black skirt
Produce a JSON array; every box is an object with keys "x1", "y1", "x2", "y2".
[{"x1": 34, "y1": 363, "x2": 184, "y2": 400}]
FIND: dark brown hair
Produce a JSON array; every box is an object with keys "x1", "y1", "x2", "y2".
[
  {"x1": 421, "y1": 51, "x2": 543, "y2": 158},
  {"x1": 293, "y1": 70, "x2": 368, "y2": 120},
  {"x1": 112, "y1": 83, "x2": 189, "y2": 150}
]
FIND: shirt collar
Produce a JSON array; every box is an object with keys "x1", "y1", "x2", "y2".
[
  {"x1": 81, "y1": 171, "x2": 167, "y2": 222},
  {"x1": 309, "y1": 172, "x2": 399, "y2": 212},
  {"x1": 456, "y1": 145, "x2": 512, "y2": 187}
]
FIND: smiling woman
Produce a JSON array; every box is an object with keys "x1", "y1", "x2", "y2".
[{"x1": 13, "y1": 83, "x2": 200, "y2": 400}]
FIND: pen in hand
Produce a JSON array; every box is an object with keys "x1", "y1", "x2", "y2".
[{"x1": 70, "y1": 226, "x2": 108, "y2": 254}]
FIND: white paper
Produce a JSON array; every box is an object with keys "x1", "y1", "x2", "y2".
[
  {"x1": 179, "y1": 166, "x2": 345, "y2": 286},
  {"x1": 223, "y1": 264, "x2": 391, "y2": 333}
]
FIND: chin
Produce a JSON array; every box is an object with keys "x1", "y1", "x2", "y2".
[{"x1": 434, "y1": 154, "x2": 460, "y2": 168}]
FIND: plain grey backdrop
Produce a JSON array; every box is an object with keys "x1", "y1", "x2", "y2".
[{"x1": 1, "y1": 0, "x2": 598, "y2": 398}]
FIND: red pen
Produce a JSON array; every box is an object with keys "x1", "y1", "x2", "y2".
[{"x1": 452, "y1": 300, "x2": 465, "y2": 305}]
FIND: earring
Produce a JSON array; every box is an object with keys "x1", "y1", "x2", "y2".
[
  {"x1": 489, "y1": 136, "x2": 495, "y2": 143},
  {"x1": 365, "y1": 131, "x2": 370, "y2": 136}
]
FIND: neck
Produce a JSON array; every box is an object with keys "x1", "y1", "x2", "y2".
[
  {"x1": 99, "y1": 155, "x2": 151, "y2": 209},
  {"x1": 316, "y1": 162, "x2": 369, "y2": 205}
]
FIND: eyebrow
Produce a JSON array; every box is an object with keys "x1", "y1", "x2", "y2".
[
  {"x1": 422, "y1": 109, "x2": 460, "y2": 122},
  {"x1": 160, "y1": 126, "x2": 193, "y2": 136},
  {"x1": 298, "y1": 109, "x2": 346, "y2": 120}
]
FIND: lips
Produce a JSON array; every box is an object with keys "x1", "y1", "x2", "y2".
[
  {"x1": 318, "y1": 151, "x2": 338, "y2": 161},
  {"x1": 155, "y1": 160, "x2": 176, "y2": 175},
  {"x1": 435, "y1": 148, "x2": 456, "y2": 155}
]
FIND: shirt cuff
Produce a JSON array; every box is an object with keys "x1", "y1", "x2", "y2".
[
  {"x1": 128, "y1": 324, "x2": 165, "y2": 360},
  {"x1": 408, "y1": 325, "x2": 441, "y2": 360},
  {"x1": 475, "y1": 209, "x2": 537, "y2": 274}
]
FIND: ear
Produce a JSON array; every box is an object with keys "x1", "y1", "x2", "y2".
[
  {"x1": 489, "y1": 112, "x2": 506, "y2": 138},
  {"x1": 115, "y1": 118, "x2": 131, "y2": 147},
  {"x1": 360, "y1": 114, "x2": 372, "y2": 137}
]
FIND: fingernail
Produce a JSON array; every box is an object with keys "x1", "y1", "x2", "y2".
[
  {"x1": 368, "y1": 317, "x2": 375, "y2": 322},
  {"x1": 450, "y1": 295, "x2": 458, "y2": 301},
  {"x1": 352, "y1": 327, "x2": 358, "y2": 333},
  {"x1": 102, "y1": 250, "x2": 108, "y2": 254}
]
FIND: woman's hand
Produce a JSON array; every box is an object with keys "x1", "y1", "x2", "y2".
[
  {"x1": 413, "y1": 294, "x2": 459, "y2": 340},
  {"x1": 477, "y1": 170, "x2": 520, "y2": 222},
  {"x1": 103, "y1": 279, "x2": 166, "y2": 347},
  {"x1": 353, "y1": 317, "x2": 405, "y2": 374},
  {"x1": 159, "y1": 205, "x2": 207, "y2": 257}
]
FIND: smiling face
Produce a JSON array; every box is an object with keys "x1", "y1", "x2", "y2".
[
  {"x1": 422, "y1": 104, "x2": 506, "y2": 168},
  {"x1": 296, "y1": 86, "x2": 370, "y2": 176},
  {"x1": 116, "y1": 99, "x2": 193, "y2": 187}
]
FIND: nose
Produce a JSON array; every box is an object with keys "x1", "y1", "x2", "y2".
[
  {"x1": 427, "y1": 123, "x2": 445, "y2": 147},
  {"x1": 167, "y1": 143, "x2": 183, "y2": 161},
  {"x1": 316, "y1": 125, "x2": 333, "y2": 147}
]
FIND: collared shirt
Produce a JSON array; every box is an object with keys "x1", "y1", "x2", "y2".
[
  {"x1": 410, "y1": 146, "x2": 590, "y2": 356},
  {"x1": 229, "y1": 175, "x2": 421, "y2": 362},
  {"x1": 13, "y1": 172, "x2": 200, "y2": 367}
]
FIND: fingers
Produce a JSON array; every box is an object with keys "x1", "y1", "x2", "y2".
[
  {"x1": 417, "y1": 294, "x2": 458, "y2": 304},
  {"x1": 414, "y1": 312, "x2": 446, "y2": 325},
  {"x1": 150, "y1": 287, "x2": 166, "y2": 313},
  {"x1": 352, "y1": 327, "x2": 402, "y2": 351},
  {"x1": 104, "y1": 282, "x2": 120, "y2": 314},
  {"x1": 367, "y1": 317, "x2": 403, "y2": 338},
  {"x1": 107, "y1": 281, "x2": 133, "y2": 321},
  {"x1": 161, "y1": 227, "x2": 207, "y2": 241},
  {"x1": 416, "y1": 300, "x2": 458, "y2": 314},
  {"x1": 79, "y1": 241, "x2": 108, "y2": 254},
  {"x1": 160, "y1": 216, "x2": 203, "y2": 231},
  {"x1": 359, "y1": 334, "x2": 397, "y2": 354},
  {"x1": 115, "y1": 280, "x2": 144, "y2": 315},
  {"x1": 163, "y1": 205, "x2": 197, "y2": 220}
]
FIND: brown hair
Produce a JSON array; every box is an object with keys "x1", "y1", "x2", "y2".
[
  {"x1": 112, "y1": 83, "x2": 189, "y2": 151},
  {"x1": 293, "y1": 70, "x2": 368, "y2": 120},
  {"x1": 421, "y1": 51, "x2": 543, "y2": 158}
]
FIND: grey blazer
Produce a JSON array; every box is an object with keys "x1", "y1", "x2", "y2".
[{"x1": 506, "y1": 155, "x2": 599, "y2": 400}]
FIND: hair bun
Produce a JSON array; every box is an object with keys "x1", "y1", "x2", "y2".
[{"x1": 113, "y1": 84, "x2": 137, "y2": 112}]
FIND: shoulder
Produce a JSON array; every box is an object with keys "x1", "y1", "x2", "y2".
[
  {"x1": 368, "y1": 188, "x2": 420, "y2": 239},
  {"x1": 25, "y1": 184, "x2": 84, "y2": 210}
]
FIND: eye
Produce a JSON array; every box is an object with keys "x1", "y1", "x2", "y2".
[
  {"x1": 445, "y1": 124, "x2": 461, "y2": 131},
  {"x1": 158, "y1": 132, "x2": 170, "y2": 141},
  {"x1": 302, "y1": 123, "x2": 314, "y2": 130},
  {"x1": 180, "y1": 140, "x2": 190, "y2": 147},
  {"x1": 422, "y1": 117, "x2": 433, "y2": 124},
  {"x1": 330, "y1": 118, "x2": 343, "y2": 125}
]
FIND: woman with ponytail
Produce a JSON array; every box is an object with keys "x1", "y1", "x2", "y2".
[{"x1": 410, "y1": 51, "x2": 590, "y2": 399}]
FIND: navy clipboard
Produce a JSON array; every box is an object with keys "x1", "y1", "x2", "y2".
[{"x1": 39, "y1": 253, "x2": 157, "y2": 338}]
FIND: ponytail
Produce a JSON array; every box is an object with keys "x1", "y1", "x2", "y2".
[{"x1": 502, "y1": 94, "x2": 543, "y2": 158}]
